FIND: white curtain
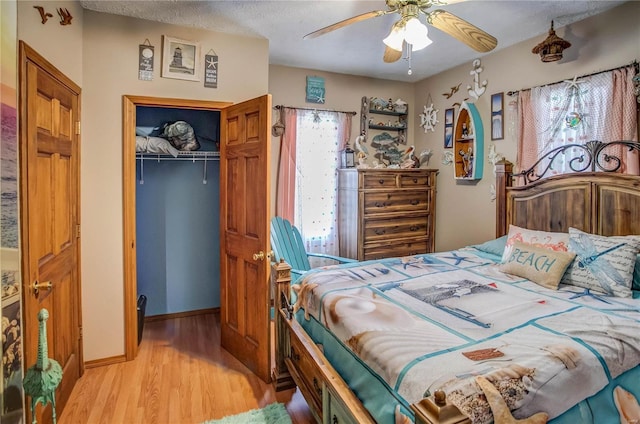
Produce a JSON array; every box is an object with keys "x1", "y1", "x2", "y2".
[{"x1": 293, "y1": 110, "x2": 351, "y2": 260}]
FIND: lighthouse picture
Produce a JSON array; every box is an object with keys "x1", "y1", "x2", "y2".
[{"x1": 162, "y1": 36, "x2": 201, "y2": 81}]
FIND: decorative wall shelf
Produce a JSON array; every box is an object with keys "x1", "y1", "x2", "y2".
[
  {"x1": 360, "y1": 96, "x2": 408, "y2": 137},
  {"x1": 453, "y1": 101, "x2": 484, "y2": 180}
]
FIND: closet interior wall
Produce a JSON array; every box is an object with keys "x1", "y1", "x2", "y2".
[{"x1": 135, "y1": 106, "x2": 221, "y2": 317}]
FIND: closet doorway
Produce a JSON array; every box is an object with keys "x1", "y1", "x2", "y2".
[{"x1": 122, "y1": 95, "x2": 273, "y2": 382}]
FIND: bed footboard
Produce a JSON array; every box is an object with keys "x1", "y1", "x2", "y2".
[{"x1": 270, "y1": 260, "x2": 470, "y2": 424}]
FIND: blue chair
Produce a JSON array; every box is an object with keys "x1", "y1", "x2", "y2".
[{"x1": 270, "y1": 216, "x2": 357, "y2": 281}]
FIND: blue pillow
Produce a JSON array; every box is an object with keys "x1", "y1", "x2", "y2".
[
  {"x1": 470, "y1": 235, "x2": 507, "y2": 257},
  {"x1": 634, "y1": 254, "x2": 640, "y2": 291}
]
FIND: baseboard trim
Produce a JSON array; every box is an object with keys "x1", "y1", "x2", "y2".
[
  {"x1": 85, "y1": 354, "x2": 127, "y2": 369},
  {"x1": 145, "y1": 307, "x2": 219, "y2": 322}
]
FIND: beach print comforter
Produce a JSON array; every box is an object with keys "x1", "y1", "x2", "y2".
[{"x1": 292, "y1": 249, "x2": 640, "y2": 424}]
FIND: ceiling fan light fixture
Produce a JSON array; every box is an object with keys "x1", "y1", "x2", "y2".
[
  {"x1": 383, "y1": 21, "x2": 405, "y2": 51},
  {"x1": 404, "y1": 17, "x2": 431, "y2": 51}
]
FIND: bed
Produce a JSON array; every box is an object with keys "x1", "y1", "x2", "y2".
[{"x1": 271, "y1": 140, "x2": 640, "y2": 424}]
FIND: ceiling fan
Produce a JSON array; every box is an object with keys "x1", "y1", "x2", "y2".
[{"x1": 304, "y1": 0, "x2": 498, "y2": 64}]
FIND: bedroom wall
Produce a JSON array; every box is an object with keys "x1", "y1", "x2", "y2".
[
  {"x1": 17, "y1": 1, "x2": 84, "y2": 86},
  {"x1": 268, "y1": 66, "x2": 416, "y2": 216},
  {"x1": 19, "y1": 6, "x2": 269, "y2": 361},
  {"x1": 414, "y1": 1, "x2": 640, "y2": 251},
  {"x1": 79, "y1": 11, "x2": 268, "y2": 361}
]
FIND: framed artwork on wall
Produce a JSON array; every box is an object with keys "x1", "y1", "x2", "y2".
[
  {"x1": 162, "y1": 36, "x2": 201, "y2": 81},
  {"x1": 444, "y1": 108, "x2": 454, "y2": 148},
  {"x1": 491, "y1": 92, "x2": 504, "y2": 140}
]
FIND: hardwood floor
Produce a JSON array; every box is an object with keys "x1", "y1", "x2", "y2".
[{"x1": 59, "y1": 313, "x2": 314, "y2": 424}]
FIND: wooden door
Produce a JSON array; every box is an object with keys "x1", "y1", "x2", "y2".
[
  {"x1": 19, "y1": 42, "x2": 83, "y2": 422},
  {"x1": 220, "y1": 95, "x2": 272, "y2": 382}
]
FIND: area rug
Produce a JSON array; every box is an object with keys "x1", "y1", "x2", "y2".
[{"x1": 202, "y1": 402, "x2": 292, "y2": 424}]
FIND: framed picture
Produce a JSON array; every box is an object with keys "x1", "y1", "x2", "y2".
[
  {"x1": 491, "y1": 92, "x2": 504, "y2": 140},
  {"x1": 162, "y1": 36, "x2": 201, "y2": 81},
  {"x1": 444, "y1": 108, "x2": 455, "y2": 148}
]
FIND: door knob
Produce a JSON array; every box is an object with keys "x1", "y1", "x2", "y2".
[
  {"x1": 253, "y1": 250, "x2": 274, "y2": 261},
  {"x1": 31, "y1": 280, "x2": 52, "y2": 296}
]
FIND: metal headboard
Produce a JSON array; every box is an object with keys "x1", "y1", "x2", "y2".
[{"x1": 515, "y1": 140, "x2": 640, "y2": 184}]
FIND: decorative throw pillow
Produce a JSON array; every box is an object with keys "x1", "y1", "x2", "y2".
[
  {"x1": 499, "y1": 241, "x2": 576, "y2": 290},
  {"x1": 501, "y1": 225, "x2": 570, "y2": 263},
  {"x1": 470, "y1": 235, "x2": 507, "y2": 257},
  {"x1": 561, "y1": 228, "x2": 640, "y2": 298}
]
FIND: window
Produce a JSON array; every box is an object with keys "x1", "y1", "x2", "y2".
[
  {"x1": 276, "y1": 108, "x2": 352, "y2": 257},
  {"x1": 517, "y1": 66, "x2": 638, "y2": 178},
  {"x1": 294, "y1": 110, "x2": 341, "y2": 254}
]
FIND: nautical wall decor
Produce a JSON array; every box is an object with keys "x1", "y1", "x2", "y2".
[
  {"x1": 161, "y1": 35, "x2": 201, "y2": 82},
  {"x1": 467, "y1": 59, "x2": 487, "y2": 100},
  {"x1": 420, "y1": 102, "x2": 439, "y2": 133},
  {"x1": 306, "y1": 76, "x2": 325, "y2": 104},
  {"x1": 453, "y1": 101, "x2": 484, "y2": 180},
  {"x1": 204, "y1": 50, "x2": 218, "y2": 88},
  {"x1": 138, "y1": 39, "x2": 154, "y2": 81}
]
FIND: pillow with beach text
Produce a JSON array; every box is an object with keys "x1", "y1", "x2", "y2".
[
  {"x1": 560, "y1": 227, "x2": 640, "y2": 298},
  {"x1": 500, "y1": 241, "x2": 576, "y2": 290},
  {"x1": 501, "y1": 225, "x2": 569, "y2": 263}
]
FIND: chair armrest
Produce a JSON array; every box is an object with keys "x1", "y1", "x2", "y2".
[{"x1": 306, "y1": 252, "x2": 357, "y2": 264}]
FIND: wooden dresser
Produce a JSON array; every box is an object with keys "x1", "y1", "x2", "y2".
[{"x1": 337, "y1": 168, "x2": 438, "y2": 260}]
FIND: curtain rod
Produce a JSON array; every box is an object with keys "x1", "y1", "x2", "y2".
[
  {"x1": 507, "y1": 60, "x2": 639, "y2": 96},
  {"x1": 274, "y1": 104, "x2": 357, "y2": 116}
]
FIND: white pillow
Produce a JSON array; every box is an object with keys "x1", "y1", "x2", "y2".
[
  {"x1": 501, "y1": 225, "x2": 569, "y2": 263},
  {"x1": 561, "y1": 227, "x2": 640, "y2": 298},
  {"x1": 135, "y1": 136, "x2": 179, "y2": 158}
]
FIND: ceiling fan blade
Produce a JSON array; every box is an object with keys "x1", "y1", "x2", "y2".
[
  {"x1": 383, "y1": 45, "x2": 403, "y2": 63},
  {"x1": 427, "y1": 9, "x2": 497, "y2": 52},
  {"x1": 304, "y1": 10, "x2": 387, "y2": 39}
]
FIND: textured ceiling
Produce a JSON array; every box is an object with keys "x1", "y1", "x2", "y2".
[{"x1": 79, "y1": 0, "x2": 626, "y2": 83}]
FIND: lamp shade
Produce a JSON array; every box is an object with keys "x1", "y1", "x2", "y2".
[
  {"x1": 383, "y1": 21, "x2": 405, "y2": 51},
  {"x1": 404, "y1": 17, "x2": 431, "y2": 51}
]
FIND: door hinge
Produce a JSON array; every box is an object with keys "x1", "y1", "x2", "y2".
[
  {"x1": 75, "y1": 121, "x2": 81, "y2": 135},
  {"x1": 76, "y1": 224, "x2": 81, "y2": 238}
]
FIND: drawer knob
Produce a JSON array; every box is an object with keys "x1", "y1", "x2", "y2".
[
  {"x1": 413, "y1": 178, "x2": 418, "y2": 183},
  {"x1": 291, "y1": 348, "x2": 300, "y2": 362},
  {"x1": 410, "y1": 226, "x2": 419, "y2": 231},
  {"x1": 375, "y1": 202, "x2": 389, "y2": 208},
  {"x1": 378, "y1": 179, "x2": 384, "y2": 184},
  {"x1": 375, "y1": 229, "x2": 386, "y2": 235},
  {"x1": 410, "y1": 199, "x2": 419, "y2": 205}
]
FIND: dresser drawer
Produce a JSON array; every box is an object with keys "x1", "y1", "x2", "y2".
[
  {"x1": 399, "y1": 172, "x2": 432, "y2": 188},
  {"x1": 363, "y1": 191, "x2": 429, "y2": 214},
  {"x1": 363, "y1": 216, "x2": 428, "y2": 241},
  {"x1": 288, "y1": 330, "x2": 324, "y2": 418},
  {"x1": 323, "y1": 388, "x2": 359, "y2": 424},
  {"x1": 361, "y1": 172, "x2": 398, "y2": 189},
  {"x1": 361, "y1": 171, "x2": 434, "y2": 190},
  {"x1": 363, "y1": 238, "x2": 429, "y2": 260}
]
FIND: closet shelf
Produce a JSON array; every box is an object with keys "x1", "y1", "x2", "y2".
[{"x1": 136, "y1": 151, "x2": 220, "y2": 161}]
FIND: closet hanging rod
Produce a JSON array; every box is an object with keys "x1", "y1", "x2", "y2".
[{"x1": 136, "y1": 151, "x2": 220, "y2": 161}]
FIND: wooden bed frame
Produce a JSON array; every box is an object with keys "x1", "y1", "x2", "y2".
[{"x1": 271, "y1": 140, "x2": 640, "y2": 424}]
